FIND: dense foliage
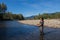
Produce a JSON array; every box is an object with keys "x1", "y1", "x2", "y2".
[
  {"x1": 0, "y1": 3, "x2": 24, "y2": 20},
  {"x1": 34, "y1": 12, "x2": 60, "y2": 19},
  {"x1": 3, "y1": 12, "x2": 24, "y2": 20}
]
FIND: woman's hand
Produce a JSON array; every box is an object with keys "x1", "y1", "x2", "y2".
[{"x1": 37, "y1": 23, "x2": 41, "y2": 27}]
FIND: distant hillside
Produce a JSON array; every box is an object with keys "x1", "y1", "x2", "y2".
[
  {"x1": 25, "y1": 16, "x2": 35, "y2": 20},
  {"x1": 25, "y1": 12, "x2": 60, "y2": 20},
  {"x1": 34, "y1": 12, "x2": 60, "y2": 19}
]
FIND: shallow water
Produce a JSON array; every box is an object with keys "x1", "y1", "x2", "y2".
[
  {"x1": 0, "y1": 21, "x2": 60, "y2": 40},
  {"x1": 0, "y1": 21, "x2": 40, "y2": 40}
]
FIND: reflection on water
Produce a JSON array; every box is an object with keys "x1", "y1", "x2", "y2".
[
  {"x1": 0, "y1": 21, "x2": 40, "y2": 40},
  {"x1": 0, "y1": 21, "x2": 60, "y2": 40},
  {"x1": 40, "y1": 32, "x2": 44, "y2": 40}
]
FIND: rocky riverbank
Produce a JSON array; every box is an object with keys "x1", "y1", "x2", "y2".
[{"x1": 18, "y1": 19, "x2": 60, "y2": 28}]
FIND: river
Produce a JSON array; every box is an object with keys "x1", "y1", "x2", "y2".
[{"x1": 0, "y1": 21, "x2": 60, "y2": 40}]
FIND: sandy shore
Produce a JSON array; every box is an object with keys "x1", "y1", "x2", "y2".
[{"x1": 18, "y1": 19, "x2": 60, "y2": 28}]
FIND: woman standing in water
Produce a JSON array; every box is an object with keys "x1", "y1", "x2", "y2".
[
  {"x1": 39, "y1": 17, "x2": 44, "y2": 40},
  {"x1": 40, "y1": 17, "x2": 44, "y2": 35}
]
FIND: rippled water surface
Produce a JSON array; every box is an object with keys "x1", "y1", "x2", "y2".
[{"x1": 0, "y1": 21, "x2": 60, "y2": 40}]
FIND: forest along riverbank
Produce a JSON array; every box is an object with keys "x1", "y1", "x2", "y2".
[{"x1": 18, "y1": 19, "x2": 60, "y2": 28}]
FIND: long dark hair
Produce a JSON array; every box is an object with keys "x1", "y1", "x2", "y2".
[{"x1": 41, "y1": 17, "x2": 44, "y2": 21}]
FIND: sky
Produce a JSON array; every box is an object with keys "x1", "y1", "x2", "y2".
[{"x1": 0, "y1": 0, "x2": 60, "y2": 17}]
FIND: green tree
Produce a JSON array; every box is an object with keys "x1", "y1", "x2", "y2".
[
  {"x1": 16, "y1": 14, "x2": 24, "y2": 20},
  {"x1": 0, "y1": 3, "x2": 7, "y2": 20},
  {"x1": 0, "y1": 3, "x2": 7, "y2": 13}
]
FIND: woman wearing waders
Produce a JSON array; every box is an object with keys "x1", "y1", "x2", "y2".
[{"x1": 40, "y1": 17, "x2": 44, "y2": 35}]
